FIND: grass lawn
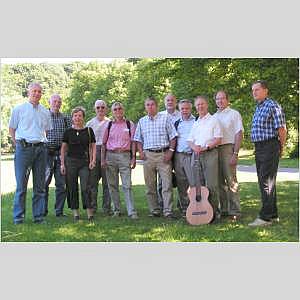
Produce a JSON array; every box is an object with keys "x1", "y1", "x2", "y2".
[
  {"x1": 238, "y1": 149, "x2": 299, "y2": 168},
  {"x1": 1, "y1": 181, "x2": 298, "y2": 242}
]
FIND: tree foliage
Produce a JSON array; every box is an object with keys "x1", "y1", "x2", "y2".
[{"x1": 1, "y1": 58, "x2": 298, "y2": 156}]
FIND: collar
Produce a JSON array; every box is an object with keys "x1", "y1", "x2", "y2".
[
  {"x1": 198, "y1": 112, "x2": 211, "y2": 121},
  {"x1": 179, "y1": 114, "x2": 195, "y2": 122}
]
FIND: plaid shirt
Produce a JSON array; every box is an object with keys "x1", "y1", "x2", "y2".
[
  {"x1": 134, "y1": 112, "x2": 177, "y2": 149},
  {"x1": 46, "y1": 111, "x2": 72, "y2": 148},
  {"x1": 251, "y1": 98, "x2": 286, "y2": 142}
]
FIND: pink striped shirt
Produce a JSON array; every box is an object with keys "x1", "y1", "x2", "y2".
[{"x1": 104, "y1": 119, "x2": 135, "y2": 151}]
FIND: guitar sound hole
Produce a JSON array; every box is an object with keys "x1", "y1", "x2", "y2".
[{"x1": 196, "y1": 195, "x2": 202, "y2": 202}]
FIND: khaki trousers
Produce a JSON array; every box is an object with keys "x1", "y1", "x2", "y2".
[
  {"x1": 143, "y1": 151, "x2": 173, "y2": 216},
  {"x1": 218, "y1": 144, "x2": 241, "y2": 216},
  {"x1": 173, "y1": 152, "x2": 194, "y2": 211},
  {"x1": 192, "y1": 149, "x2": 220, "y2": 215},
  {"x1": 106, "y1": 151, "x2": 136, "y2": 216}
]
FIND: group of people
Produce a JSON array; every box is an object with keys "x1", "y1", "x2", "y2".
[{"x1": 9, "y1": 80, "x2": 287, "y2": 227}]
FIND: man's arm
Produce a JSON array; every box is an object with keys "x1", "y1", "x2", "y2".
[
  {"x1": 136, "y1": 141, "x2": 145, "y2": 160},
  {"x1": 164, "y1": 137, "x2": 176, "y2": 162},
  {"x1": 9, "y1": 127, "x2": 16, "y2": 146},
  {"x1": 230, "y1": 130, "x2": 243, "y2": 165},
  {"x1": 278, "y1": 126, "x2": 287, "y2": 157}
]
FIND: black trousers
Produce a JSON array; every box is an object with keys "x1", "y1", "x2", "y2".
[
  {"x1": 254, "y1": 138, "x2": 280, "y2": 221},
  {"x1": 65, "y1": 156, "x2": 91, "y2": 210}
]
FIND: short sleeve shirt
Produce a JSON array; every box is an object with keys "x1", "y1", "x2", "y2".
[{"x1": 63, "y1": 127, "x2": 96, "y2": 159}]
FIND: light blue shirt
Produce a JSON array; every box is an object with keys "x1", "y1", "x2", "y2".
[
  {"x1": 134, "y1": 112, "x2": 178, "y2": 150},
  {"x1": 9, "y1": 101, "x2": 52, "y2": 143},
  {"x1": 176, "y1": 115, "x2": 195, "y2": 153}
]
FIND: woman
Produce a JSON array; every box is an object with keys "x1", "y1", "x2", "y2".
[{"x1": 60, "y1": 106, "x2": 96, "y2": 223}]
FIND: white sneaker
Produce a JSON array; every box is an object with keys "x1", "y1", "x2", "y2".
[
  {"x1": 248, "y1": 217, "x2": 272, "y2": 227},
  {"x1": 130, "y1": 214, "x2": 138, "y2": 219}
]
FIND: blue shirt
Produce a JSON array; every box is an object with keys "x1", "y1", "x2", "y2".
[
  {"x1": 175, "y1": 115, "x2": 195, "y2": 153},
  {"x1": 9, "y1": 101, "x2": 52, "y2": 143},
  {"x1": 134, "y1": 112, "x2": 178, "y2": 149},
  {"x1": 251, "y1": 98, "x2": 286, "y2": 142}
]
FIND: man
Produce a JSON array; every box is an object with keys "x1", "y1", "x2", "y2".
[
  {"x1": 249, "y1": 80, "x2": 287, "y2": 227},
  {"x1": 187, "y1": 95, "x2": 222, "y2": 222},
  {"x1": 9, "y1": 83, "x2": 52, "y2": 224},
  {"x1": 214, "y1": 90, "x2": 243, "y2": 221},
  {"x1": 101, "y1": 102, "x2": 138, "y2": 219},
  {"x1": 158, "y1": 93, "x2": 181, "y2": 209},
  {"x1": 173, "y1": 99, "x2": 195, "y2": 215},
  {"x1": 134, "y1": 97, "x2": 178, "y2": 218},
  {"x1": 86, "y1": 99, "x2": 112, "y2": 215},
  {"x1": 44, "y1": 94, "x2": 71, "y2": 217},
  {"x1": 161, "y1": 93, "x2": 181, "y2": 123}
]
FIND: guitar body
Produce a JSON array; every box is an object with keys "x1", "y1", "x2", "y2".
[{"x1": 186, "y1": 186, "x2": 214, "y2": 225}]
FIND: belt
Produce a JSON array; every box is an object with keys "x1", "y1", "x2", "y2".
[
  {"x1": 107, "y1": 149, "x2": 130, "y2": 153},
  {"x1": 254, "y1": 137, "x2": 278, "y2": 145},
  {"x1": 176, "y1": 151, "x2": 192, "y2": 155},
  {"x1": 47, "y1": 146, "x2": 60, "y2": 150},
  {"x1": 147, "y1": 148, "x2": 169, "y2": 153},
  {"x1": 17, "y1": 140, "x2": 44, "y2": 147}
]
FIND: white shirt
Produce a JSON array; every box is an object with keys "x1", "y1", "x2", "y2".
[
  {"x1": 9, "y1": 101, "x2": 52, "y2": 143},
  {"x1": 214, "y1": 107, "x2": 244, "y2": 145},
  {"x1": 187, "y1": 113, "x2": 222, "y2": 147},
  {"x1": 161, "y1": 109, "x2": 181, "y2": 124},
  {"x1": 86, "y1": 116, "x2": 110, "y2": 145}
]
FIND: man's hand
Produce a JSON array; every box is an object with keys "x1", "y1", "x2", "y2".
[
  {"x1": 60, "y1": 164, "x2": 66, "y2": 175},
  {"x1": 101, "y1": 159, "x2": 108, "y2": 168},
  {"x1": 139, "y1": 151, "x2": 146, "y2": 160},
  {"x1": 164, "y1": 150, "x2": 173, "y2": 162},
  {"x1": 230, "y1": 154, "x2": 238, "y2": 166},
  {"x1": 130, "y1": 157, "x2": 136, "y2": 169}
]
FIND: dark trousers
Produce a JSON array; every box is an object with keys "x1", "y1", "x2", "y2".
[
  {"x1": 45, "y1": 151, "x2": 66, "y2": 216},
  {"x1": 65, "y1": 156, "x2": 91, "y2": 210},
  {"x1": 87, "y1": 146, "x2": 111, "y2": 212},
  {"x1": 254, "y1": 138, "x2": 280, "y2": 221}
]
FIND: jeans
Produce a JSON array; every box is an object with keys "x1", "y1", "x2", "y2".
[
  {"x1": 45, "y1": 151, "x2": 66, "y2": 216},
  {"x1": 13, "y1": 142, "x2": 47, "y2": 223}
]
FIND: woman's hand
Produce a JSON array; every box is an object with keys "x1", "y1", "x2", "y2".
[{"x1": 60, "y1": 164, "x2": 66, "y2": 175}]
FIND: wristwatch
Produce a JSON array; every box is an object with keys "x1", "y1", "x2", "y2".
[{"x1": 169, "y1": 148, "x2": 175, "y2": 152}]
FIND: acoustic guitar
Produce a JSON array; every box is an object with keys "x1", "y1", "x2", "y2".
[{"x1": 186, "y1": 186, "x2": 214, "y2": 225}]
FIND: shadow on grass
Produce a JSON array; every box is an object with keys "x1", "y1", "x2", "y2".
[{"x1": 1, "y1": 182, "x2": 299, "y2": 242}]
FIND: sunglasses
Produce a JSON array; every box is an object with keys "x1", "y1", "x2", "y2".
[
  {"x1": 96, "y1": 106, "x2": 106, "y2": 109},
  {"x1": 113, "y1": 107, "x2": 123, "y2": 111}
]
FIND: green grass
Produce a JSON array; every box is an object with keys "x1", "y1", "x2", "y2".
[
  {"x1": 1, "y1": 182, "x2": 298, "y2": 242},
  {"x1": 238, "y1": 149, "x2": 299, "y2": 168}
]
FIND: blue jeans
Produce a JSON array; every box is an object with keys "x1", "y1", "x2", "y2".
[
  {"x1": 45, "y1": 151, "x2": 66, "y2": 216},
  {"x1": 13, "y1": 142, "x2": 47, "y2": 223}
]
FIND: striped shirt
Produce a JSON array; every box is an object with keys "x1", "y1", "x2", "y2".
[
  {"x1": 161, "y1": 109, "x2": 181, "y2": 124},
  {"x1": 46, "y1": 111, "x2": 72, "y2": 148},
  {"x1": 251, "y1": 98, "x2": 286, "y2": 142},
  {"x1": 134, "y1": 112, "x2": 178, "y2": 150}
]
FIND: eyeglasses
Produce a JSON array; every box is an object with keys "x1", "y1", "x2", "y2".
[
  {"x1": 113, "y1": 107, "x2": 123, "y2": 111},
  {"x1": 96, "y1": 106, "x2": 106, "y2": 110}
]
